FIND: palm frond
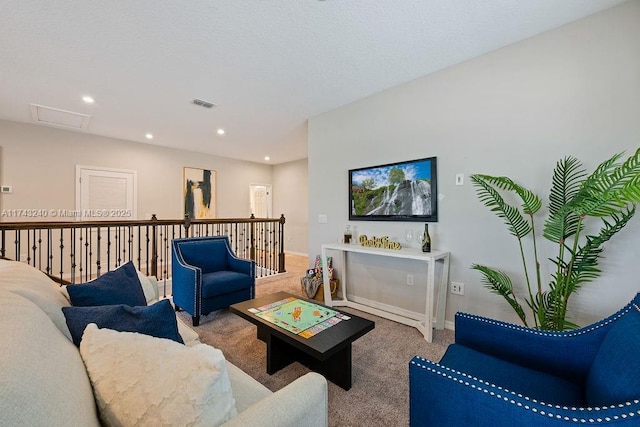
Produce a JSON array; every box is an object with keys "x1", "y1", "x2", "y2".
[
  {"x1": 544, "y1": 157, "x2": 585, "y2": 242},
  {"x1": 473, "y1": 174, "x2": 542, "y2": 215},
  {"x1": 534, "y1": 288, "x2": 578, "y2": 330},
  {"x1": 570, "y1": 148, "x2": 640, "y2": 217},
  {"x1": 471, "y1": 264, "x2": 527, "y2": 326},
  {"x1": 569, "y1": 206, "x2": 636, "y2": 292},
  {"x1": 544, "y1": 204, "x2": 583, "y2": 243},
  {"x1": 470, "y1": 175, "x2": 532, "y2": 238},
  {"x1": 549, "y1": 156, "x2": 586, "y2": 216},
  {"x1": 536, "y1": 290, "x2": 559, "y2": 330}
]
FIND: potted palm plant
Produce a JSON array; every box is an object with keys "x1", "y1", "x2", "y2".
[{"x1": 470, "y1": 148, "x2": 640, "y2": 331}]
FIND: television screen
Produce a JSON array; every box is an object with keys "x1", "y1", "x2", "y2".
[{"x1": 349, "y1": 157, "x2": 438, "y2": 222}]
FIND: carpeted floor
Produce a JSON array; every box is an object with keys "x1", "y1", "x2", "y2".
[{"x1": 177, "y1": 254, "x2": 454, "y2": 427}]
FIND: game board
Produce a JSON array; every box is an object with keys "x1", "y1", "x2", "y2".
[{"x1": 252, "y1": 297, "x2": 347, "y2": 338}]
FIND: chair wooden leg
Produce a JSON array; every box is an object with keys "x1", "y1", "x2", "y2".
[
  {"x1": 174, "y1": 304, "x2": 183, "y2": 312},
  {"x1": 192, "y1": 316, "x2": 200, "y2": 327}
]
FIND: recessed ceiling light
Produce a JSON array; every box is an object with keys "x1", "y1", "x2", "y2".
[
  {"x1": 264, "y1": 156, "x2": 270, "y2": 161},
  {"x1": 82, "y1": 96, "x2": 94, "y2": 104},
  {"x1": 145, "y1": 133, "x2": 153, "y2": 140},
  {"x1": 217, "y1": 128, "x2": 225, "y2": 135}
]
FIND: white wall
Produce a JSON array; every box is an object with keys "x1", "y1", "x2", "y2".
[
  {"x1": 273, "y1": 158, "x2": 308, "y2": 255},
  {"x1": 0, "y1": 120, "x2": 272, "y2": 220},
  {"x1": 308, "y1": 1, "x2": 640, "y2": 327}
]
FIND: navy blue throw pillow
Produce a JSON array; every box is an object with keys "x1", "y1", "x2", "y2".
[
  {"x1": 66, "y1": 261, "x2": 147, "y2": 307},
  {"x1": 62, "y1": 299, "x2": 184, "y2": 347}
]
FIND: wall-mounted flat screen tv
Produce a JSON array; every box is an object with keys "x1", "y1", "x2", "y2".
[{"x1": 349, "y1": 156, "x2": 438, "y2": 222}]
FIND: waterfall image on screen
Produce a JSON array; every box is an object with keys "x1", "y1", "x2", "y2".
[{"x1": 349, "y1": 157, "x2": 438, "y2": 222}]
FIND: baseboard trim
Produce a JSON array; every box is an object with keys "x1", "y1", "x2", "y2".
[
  {"x1": 285, "y1": 250, "x2": 308, "y2": 257},
  {"x1": 444, "y1": 320, "x2": 455, "y2": 331}
]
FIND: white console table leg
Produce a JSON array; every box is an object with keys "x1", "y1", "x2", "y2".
[{"x1": 320, "y1": 244, "x2": 450, "y2": 343}]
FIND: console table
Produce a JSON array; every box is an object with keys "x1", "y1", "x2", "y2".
[{"x1": 320, "y1": 243, "x2": 450, "y2": 342}]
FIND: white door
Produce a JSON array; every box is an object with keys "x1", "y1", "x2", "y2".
[
  {"x1": 76, "y1": 166, "x2": 137, "y2": 220},
  {"x1": 249, "y1": 184, "x2": 272, "y2": 218}
]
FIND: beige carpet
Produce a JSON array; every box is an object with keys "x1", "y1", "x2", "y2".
[{"x1": 177, "y1": 254, "x2": 454, "y2": 427}]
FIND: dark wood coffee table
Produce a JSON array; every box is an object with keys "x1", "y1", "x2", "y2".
[{"x1": 230, "y1": 291, "x2": 375, "y2": 390}]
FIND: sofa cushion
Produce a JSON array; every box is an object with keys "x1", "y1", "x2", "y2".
[
  {"x1": 0, "y1": 290, "x2": 100, "y2": 426},
  {"x1": 585, "y1": 305, "x2": 640, "y2": 406},
  {"x1": 177, "y1": 316, "x2": 202, "y2": 346},
  {"x1": 67, "y1": 261, "x2": 147, "y2": 307},
  {"x1": 62, "y1": 299, "x2": 184, "y2": 347},
  {"x1": 79, "y1": 324, "x2": 237, "y2": 427},
  {"x1": 0, "y1": 260, "x2": 72, "y2": 340},
  {"x1": 202, "y1": 271, "x2": 254, "y2": 298},
  {"x1": 440, "y1": 343, "x2": 584, "y2": 405}
]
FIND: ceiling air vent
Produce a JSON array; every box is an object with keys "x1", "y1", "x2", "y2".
[
  {"x1": 30, "y1": 104, "x2": 91, "y2": 129},
  {"x1": 192, "y1": 98, "x2": 216, "y2": 109}
]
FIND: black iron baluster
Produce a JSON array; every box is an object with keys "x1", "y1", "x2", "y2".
[
  {"x1": 87, "y1": 228, "x2": 92, "y2": 281},
  {"x1": 116, "y1": 226, "x2": 121, "y2": 268},
  {"x1": 137, "y1": 225, "x2": 142, "y2": 271},
  {"x1": 96, "y1": 226, "x2": 101, "y2": 278},
  {"x1": 46, "y1": 229, "x2": 52, "y2": 276},
  {"x1": 278, "y1": 214, "x2": 286, "y2": 273},
  {"x1": 107, "y1": 227, "x2": 112, "y2": 274},
  {"x1": 37, "y1": 230, "x2": 42, "y2": 271},
  {"x1": 70, "y1": 228, "x2": 77, "y2": 283},
  {"x1": 78, "y1": 229, "x2": 84, "y2": 281},
  {"x1": 26, "y1": 229, "x2": 32, "y2": 265},
  {"x1": 59, "y1": 231, "x2": 64, "y2": 284},
  {"x1": 128, "y1": 225, "x2": 133, "y2": 265},
  {"x1": 151, "y1": 215, "x2": 158, "y2": 278},
  {"x1": 1, "y1": 229, "x2": 5, "y2": 258},
  {"x1": 14, "y1": 230, "x2": 20, "y2": 262}
]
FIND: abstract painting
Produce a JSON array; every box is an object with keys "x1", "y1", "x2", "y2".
[{"x1": 183, "y1": 167, "x2": 216, "y2": 219}]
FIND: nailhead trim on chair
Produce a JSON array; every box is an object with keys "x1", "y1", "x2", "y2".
[
  {"x1": 171, "y1": 244, "x2": 201, "y2": 322},
  {"x1": 456, "y1": 305, "x2": 632, "y2": 338},
  {"x1": 411, "y1": 357, "x2": 640, "y2": 424}
]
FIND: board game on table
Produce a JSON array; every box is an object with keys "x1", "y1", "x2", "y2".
[
  {"x1": 229, "y1": 292, "x2": 375, "y2": 390},
  {"x1": 250, "y1": 296, "x2": 348, "y2": 338}
]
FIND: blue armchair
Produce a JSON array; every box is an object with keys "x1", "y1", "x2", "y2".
[
  {"x1": 171, "y1": 236, "x2": 255, "y2": 326},
  {"x1": 410, "y1": 293, "x2": 640, "y2": 426}
]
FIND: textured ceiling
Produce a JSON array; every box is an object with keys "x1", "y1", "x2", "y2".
[{"x1": 0, "y1": 0, "x2": 628, "y2": 164}]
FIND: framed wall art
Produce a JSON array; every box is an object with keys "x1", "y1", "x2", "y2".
[{"x1": 183, "y1": 167, "x2": 216, "y2": 219}]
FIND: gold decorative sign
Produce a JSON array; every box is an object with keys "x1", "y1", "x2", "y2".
[{"x1": 358, "y1": 235, "x2": 402, "y2": 250}]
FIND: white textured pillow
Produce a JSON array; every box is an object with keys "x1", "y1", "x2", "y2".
[
  {"x1": 136, "y1": 271, "x2": 159, "y2": 304},
  {"x1": 79, "y1": 324, "x2": 237, "y2": 427}
]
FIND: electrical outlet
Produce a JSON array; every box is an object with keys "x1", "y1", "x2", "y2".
[
  {"x1": 451, "y1": 281, "x2": 464, "y2": 295},
  {"x1": 406, "y1": 274, "x2": 414, "y2": 286}
]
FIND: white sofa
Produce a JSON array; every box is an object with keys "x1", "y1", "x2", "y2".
[{"x1": 0, "y1": 260, "x2": 328, "y2": 426}]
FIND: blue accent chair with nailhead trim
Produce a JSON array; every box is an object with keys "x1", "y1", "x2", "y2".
[
  {"x1": 409, "y1": 293, "x2": 640, "y2": 426},
  {"x1": 172, "y1": 236, "x2": 255, "y2": 326}
]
